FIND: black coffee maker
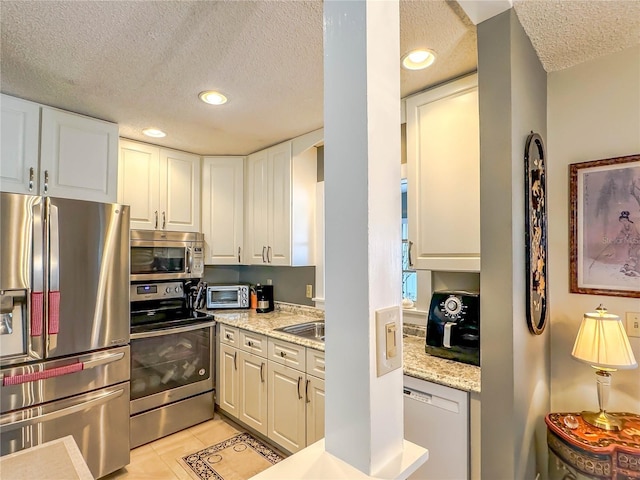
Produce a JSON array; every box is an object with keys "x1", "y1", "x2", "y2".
[{"x1": 255, "y1": 284, "x2": 274, "y2": 313}]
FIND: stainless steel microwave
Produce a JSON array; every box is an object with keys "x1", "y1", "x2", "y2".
[
  {"x1": 130, "y1": 230, "x2": 204, "y2": 282},
  {"x1": 206, "y1": 285, "x2": 250, "y2": 309}
]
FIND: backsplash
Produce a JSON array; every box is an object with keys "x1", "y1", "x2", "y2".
[
  {"x1": 275, "y1": 301, "x2": 325, "y2": 319},
  {"x1": 203, "y1": 265, "x2": 316, "y2": 306}
]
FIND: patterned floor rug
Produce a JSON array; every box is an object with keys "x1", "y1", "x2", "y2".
[{"x1": 181, "y1": 432, "x2": 284, "y2": 480}]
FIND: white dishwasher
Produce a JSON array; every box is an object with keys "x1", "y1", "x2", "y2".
[{"x1": 403, "y1": 375, "x2": 469, "y2": 480}]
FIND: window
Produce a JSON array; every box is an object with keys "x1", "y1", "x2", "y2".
[{"x1": 402, "y1": 180, "x2": 417, "y2": 302}]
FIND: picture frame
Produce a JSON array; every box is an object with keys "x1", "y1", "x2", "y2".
[
  {"x1": 569, "y1": 154, "x2": 640, "y2": 298},
  {"x1": 524, "y1": 132, "x2": 548, "y2": 335}
]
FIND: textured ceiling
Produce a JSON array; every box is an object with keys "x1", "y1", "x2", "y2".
[
  {"x1": 513, "y1": 0, "x2": 640, "y2": 72},
  {"x1": 0, "y1": 1, "x2": 638, "y2": 156}
]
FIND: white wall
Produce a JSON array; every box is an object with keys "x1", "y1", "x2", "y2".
[
  {"x1": 548, "y1": 45, "x2": 640, "y2": 413},
  {"x1": 477, "y1": 10, "x2": 550, "y2": 479}
]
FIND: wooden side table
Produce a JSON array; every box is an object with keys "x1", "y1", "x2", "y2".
[{"x1": 546, "y1": 412, "x2": 640, "y2": 479}]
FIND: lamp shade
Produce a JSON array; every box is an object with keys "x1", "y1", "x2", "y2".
[{"x1": 571, "y1": 311, "x2": 637, "y2": 370}]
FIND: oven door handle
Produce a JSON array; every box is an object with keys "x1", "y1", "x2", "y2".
[{"x1": 130, "y1": 320, "x2": 216, "y2": 339}]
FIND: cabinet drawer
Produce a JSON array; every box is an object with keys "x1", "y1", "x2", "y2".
[
  {"x1": 268, "y1": 338, "x2": 305, "y2": 370},
  {"x1": 305, "y1": 349, "x2": 325, "y2": 379},
  {"x1": 219, "y1": 325, "x2": 239, "y2": 347},
  {"x1": 239, "y1": 330, "x2": 267, "y2": 357}
]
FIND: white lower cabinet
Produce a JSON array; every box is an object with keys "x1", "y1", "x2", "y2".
[
  {"x1": 238, "y1": 350, "x2": 268, "y2": 435},
  {"x1": 216, "y1": 325, "x2": 325, "y2": 454},
  {"x1": 305, "y1": 375, "x2": 325, "y2": 445},
  {"x1": 267, "y1": 361, "x2": 307, "y2": 453},
  {"x1": 218, "y1": 342, "x2": 239, "y2": 418}
]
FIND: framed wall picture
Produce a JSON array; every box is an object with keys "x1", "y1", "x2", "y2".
[
  {"x1": 525, "y1": 132, "x2": 548, "y2": 335},
  {"x1": 569, "y1": 154, "x2": 640, "y2": 298}
]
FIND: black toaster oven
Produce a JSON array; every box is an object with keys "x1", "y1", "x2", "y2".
[{"x1": 425, "y1": 290, "x2": 480, "y2": 366}]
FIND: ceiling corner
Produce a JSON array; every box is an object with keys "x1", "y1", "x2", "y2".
[{"x1": 456, "y1": 0, "x2": 512, "y2": 25}]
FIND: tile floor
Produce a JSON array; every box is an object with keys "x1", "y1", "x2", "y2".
[{"x1": 103, "y1": 413, "x2": 278, "y2": 480}]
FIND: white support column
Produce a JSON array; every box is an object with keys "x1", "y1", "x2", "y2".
[
  {"x1": 324, "y1": 0, "x2": 403, "y2": 475},
  {"x1": 251, "y1": 2, "x2": 427, "y2": 477}
]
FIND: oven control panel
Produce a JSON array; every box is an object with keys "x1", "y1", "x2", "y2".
[{"x1": 130, "y1": 282, "x2": 183, "y2": 301}]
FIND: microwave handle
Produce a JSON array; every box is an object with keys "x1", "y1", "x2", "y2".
[{"x1": 186, "y1": 247, "x2": 192, "y2": 274}]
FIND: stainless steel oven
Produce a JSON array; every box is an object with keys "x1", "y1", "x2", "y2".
[
  {"x1": 130, "y1": 230, "x2": 204, "y2": 282},
  {"x1": 129, "y1": 280, "x2": 215, "y2": 448}
]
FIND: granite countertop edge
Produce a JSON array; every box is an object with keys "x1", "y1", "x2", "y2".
[{"x1": 206, "y1": 306, "x2": 481, "y2": 394}]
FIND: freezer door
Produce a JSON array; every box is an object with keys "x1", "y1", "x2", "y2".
[
  {"x1": 0, "y1": 193, "x2": 44, "y2": 366},
  {"x1": 0, "y1": 345, "x2": 130, "y2": 413},
  {"x1": 46, "y1": 197, "x2": 130, "y2": 358},
  {"x1": 0, "y1": 382, "x2": 131, "y2": 479}
]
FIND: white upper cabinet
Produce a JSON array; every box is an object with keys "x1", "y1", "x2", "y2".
[
  {"x1": 118, "y1": 141, "x2": 160, "y2": 229},
  {"x1": 245, "y1": 129, "x2": 321, "y2": 266},
  {"x1": 202, "y1": 157, "x2": 244, "y2": 264},
  {"x1": 40, "y1": 107, "x2": 119, "y2": 203},
  {"x1": 0, "y1": 94, "x2": 40, "y2": 195},
  {"x1": 1, "y1": 95, "x2": 119, "y2": 203},
  {"x1": 406, "y1": 74, "x2": 480, "y2": 272},
  {"x1": 161, "y1": 149, "x2": 201, "y2": 232},
  {"x1": 118, "y1": 139, "x2": 201, "y2": 232}
]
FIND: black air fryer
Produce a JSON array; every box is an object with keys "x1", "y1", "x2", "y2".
[
  {"x1": 255, "y1": 284, "x2": 274, "y2": 313},
  {"x1": 425, "y1": 290, "x2": 480, "y2": 366}
]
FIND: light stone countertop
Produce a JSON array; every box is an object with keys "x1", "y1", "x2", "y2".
[{"x1": 207, "y1": 303, "x2": 481, "y2": 394}]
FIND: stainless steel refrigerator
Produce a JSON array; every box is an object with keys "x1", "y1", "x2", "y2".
[{"x1": 0, "y1": 192, "x2": 131, "y2": 479}]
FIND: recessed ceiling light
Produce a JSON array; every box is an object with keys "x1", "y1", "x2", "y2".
[
  {"x1": 401, "y1": 49, "x2": 436, "y2": 70},
  {"x1": 142, "y1": 128, "x2": 166, "y2": 138},
  {"x1": 199, "y1": 90, "x2": 228, "y2": 105}
]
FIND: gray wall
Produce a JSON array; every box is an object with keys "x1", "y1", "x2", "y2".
[
  {"x1": 203, "y1": 265, "x2": 316, "y2": 306},
  {"x1": 478, "y1": 9, "x2": 550, "y2": 479}
]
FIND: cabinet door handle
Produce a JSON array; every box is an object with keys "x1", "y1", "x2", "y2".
[
  {"x1": 233, "y1": 351, "x2": 237, "y2": 370},
  {"x1": 305, "y1": 379, "x2": 310, "y2": 404},
  {"x1": 238, "y1": 247, "x2": 241, "y2": 263},
  {"x1": 43, "y1": 170, "x2": 49, "y2": 195},
  {"x1": 162, "y1": 211, "x2": 166, "y2": 230},
  {"x1": 28, "y1": 167, "x2": 34, "y2": 192},
  {"x1": 408, "y1": 240, "x2": 414, "y2": 268},
  {"x1": 267, "y1": 246, "x2": 272, "y2": 263},
  {"x1": 297, "y1": 376, "x2": 302, "y2": 400},
  {"x1": 154, "y1": 211, "x2": 158, "y2": 229},
  {"x1": 260, "y1": 362, "x2": 265, "y2": 383},
  {"x1": 262, "y1": 246, "x2": 266, "y2": 263}
]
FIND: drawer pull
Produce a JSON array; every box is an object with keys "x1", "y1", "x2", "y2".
[
  {"x1": 280, "y1": 351, "x2": 286, "y2": 358},
  {"x1": 247, "y1": 340, "x2": 254, "y2": 347}
]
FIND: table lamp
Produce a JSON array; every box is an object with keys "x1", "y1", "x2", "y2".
[{"x1": 571, "y1": 305, "x2": 638, "y2": 431}]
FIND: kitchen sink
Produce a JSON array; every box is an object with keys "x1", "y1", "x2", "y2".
[{"x1": 275, "y1": 321, "x2": 325, "y2": 342}]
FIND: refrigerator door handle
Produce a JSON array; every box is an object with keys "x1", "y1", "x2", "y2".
[
  {"x1": 82, "y1": 351, "x2": 125, "y2": 369},
  {"x1": 31, "y1": 201, "x2": 44, "y2": 337},
  {"x1": 48, "y1": 202, "x2": 60, "y2": 339},
  {"x1": 0, "y1": 387, "x2": 125, "y2": 432}
]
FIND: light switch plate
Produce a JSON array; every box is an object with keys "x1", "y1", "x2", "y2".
[
  {"x1": 376, "y1": 306, "x2": 402, "y2": 377},
  {"x1": 626, "y1": 312, "x2": 640, "y2": 338}
]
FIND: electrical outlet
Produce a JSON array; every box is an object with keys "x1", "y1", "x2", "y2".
[
  {"x1": 306, "y1": 285, "x2": 313, "y2": 298},
  {"x1": 626, "y1": 312, "x2": 640, "y2": 338}
]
